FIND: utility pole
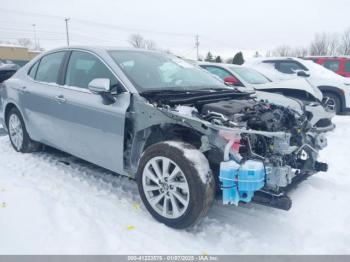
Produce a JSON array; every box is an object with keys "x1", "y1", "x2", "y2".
[
  {"x1": 65, "y1": 18, "x2": 70, "y2": 46},
  {"x1": 32, "y1": 24, "x2": 37, "y2": 50},
  {"x1": 195, "y1": 34, "x2": 200, "y2": 61}
]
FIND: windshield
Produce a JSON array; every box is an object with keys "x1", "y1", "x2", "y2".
[
  {"x1": 109, "y1": 50, "x2": 227, "y2": 92},
  {"x1": 229, "y1": 66, "x2": 271, "y2": 85}
]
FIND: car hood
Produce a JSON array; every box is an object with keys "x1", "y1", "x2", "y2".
[
  {"x1": 252, "y1": 78, "x2": 323, "y2": 101},
  {"x1": 254, "y1": 90, "x2": 304, "y2": 115}
]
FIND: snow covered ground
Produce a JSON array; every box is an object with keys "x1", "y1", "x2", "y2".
[{"x1": 0, "y1": 117, "x2": 350, "y2": 255}]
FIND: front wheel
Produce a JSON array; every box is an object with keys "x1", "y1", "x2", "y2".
[
  {"x1": 137, "y1": 141, "x2": 215, "y2": 229},
  {"x1": 322, "y1": 92, "x2": 341, "y2": 114}
]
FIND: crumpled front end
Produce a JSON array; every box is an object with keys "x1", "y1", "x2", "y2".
[{"x1": 138, "y1": 91, "x2": 330, "y2": 210}]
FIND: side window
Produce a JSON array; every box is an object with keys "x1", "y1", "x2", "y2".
[
  {"x1": 28, "y1": 61, "x2": 39, "y2": 79},
  {"x1": 345, "y1": 61, "x2": 350, "y2": 73},
  {"x1": 35, "y1": 52, "x2": 66, "y2": 84},
  {"x1": 323, "y1": 60, "x2": 340, "y2": 72},
  {"x1": 277, "y1": 62, "x2": 304, "y2": 74},
  {"x1": 203, "y1": 66, "x2": 232, "y2": 80},
  {"x1": 65, "y1": 51, "x2": 119, "y2": 90}
]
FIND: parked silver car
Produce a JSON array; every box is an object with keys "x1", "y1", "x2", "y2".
[{"x1": 0, "y1": 47, "x2": 329, "y2": 228}]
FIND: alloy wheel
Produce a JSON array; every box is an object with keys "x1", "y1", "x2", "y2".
[
  {"x1": 8, "y1": 114, "x2": 23, "y2": 150},
  {"x1": 142, "y1": 156, "x2": 190, "y2": 219}
]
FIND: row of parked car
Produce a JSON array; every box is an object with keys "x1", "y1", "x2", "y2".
[
  {"x1": 0, "y1": 47, "x2": 342, "y2": 228},
  {"x1": 197, "y1": 57, "x2": 350, "y2": 115}
]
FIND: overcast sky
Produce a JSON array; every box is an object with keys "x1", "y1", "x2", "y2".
[{"x1": 1, "y1": 0, "x2": 350, "y2": 59}]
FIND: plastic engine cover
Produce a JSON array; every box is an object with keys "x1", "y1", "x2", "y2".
[{"x1": 220, "y1": 160, "x2": 265, "y2": 205}]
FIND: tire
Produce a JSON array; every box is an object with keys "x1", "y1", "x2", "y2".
[
  {"x1": 137, "y1": 141, "x2": 215, "y2": 229},
  {"x1": 322, "y1": 92, "x2": 341, "y2": 114},
  {"x1": 6, "y1": 107, "x2": 41, "y2": 153}
]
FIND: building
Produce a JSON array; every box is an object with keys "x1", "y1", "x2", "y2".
[{"x1": 0, "y1": 44, "x2": 41, "y2": 66}]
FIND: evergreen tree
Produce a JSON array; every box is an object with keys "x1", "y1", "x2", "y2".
[
  {"x1": 231, "y1": 51, "x2": 244, "y2": 65},
  {"x1": 214, "y1": 56, "x2": 222, "y2": 63},
  {"x1": 205, "y1": 51, "x2": 213, "y2": 62}
]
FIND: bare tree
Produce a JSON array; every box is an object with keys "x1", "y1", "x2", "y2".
[
  {"x1": 339, "y1": 28, "x2": 350, "y2": 55},
  {"x1": 272, "y1": 45, "x2": 291, "y2": 57},
  {"x1": 144, "y1": 39, "x2": 157, "y2": 50},
  {"x1": 128, "y1": 34, "x2": 145, "y2": 48},
  {"x1": 309, "y1": 33, "x2": 340, "y2": 56},
  {"x1": 17, "y1": 38, "x2": 33, "y2": 48},
  {"x1": 328, "y1": 33, "x2": 339, "y2": 56},
  {"x1": 290, "y1": 47, "x2": 309, "y2": 57},
  {"x1": 309, "y1": 33, "x2": 329, "y2": 56},
  {"x1": 253, "y1": 51, "x2": 261, "y2": 58}
]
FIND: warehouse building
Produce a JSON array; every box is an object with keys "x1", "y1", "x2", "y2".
[{"x1": 0, "y1": 45, "x2": 41, "y2": 66}]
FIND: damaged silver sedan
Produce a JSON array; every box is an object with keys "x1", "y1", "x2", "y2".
[{"x1": 0, "y1": 47, "x2": 332, "y2": 229}]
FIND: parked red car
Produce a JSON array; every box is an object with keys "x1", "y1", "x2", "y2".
[{"x1": 303, "y1": 56, "x2": 350, "y2": 77}]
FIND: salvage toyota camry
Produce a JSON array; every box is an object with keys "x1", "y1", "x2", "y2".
[{"x1": 0, "y1": 47, "x2": 330, "y2": 229}]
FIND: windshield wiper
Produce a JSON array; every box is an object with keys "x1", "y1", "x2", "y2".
[{"x1": 140, "y1": 87, "x2": 240, "y2": 95}]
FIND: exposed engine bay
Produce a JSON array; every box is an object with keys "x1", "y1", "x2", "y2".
[{"x1": 140, "y1": 90, "x2": 330, "y2": 210}]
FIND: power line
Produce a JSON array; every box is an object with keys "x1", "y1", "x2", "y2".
[{"x1": 0, "y1": 8, "x2": 195, "y2": 38}]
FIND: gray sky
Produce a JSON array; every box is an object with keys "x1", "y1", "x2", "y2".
[{"x1": 1, "y1": 0, "x2": 349, "y2": 59}]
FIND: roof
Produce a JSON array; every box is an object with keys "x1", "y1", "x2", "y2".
[{"x1": 0, "y1": 44, "x2": 27, "y2": 49}]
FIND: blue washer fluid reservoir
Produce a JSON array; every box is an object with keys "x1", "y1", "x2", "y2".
[
  {"x1": 219, "y1": 160, "x2": 240, "y2": 205},
  {"x1": 219, "y1": 160, "x2": 265, "y2": 205},
  {"x1": 238, "y1": 160, "x2": 265, "y2": 203}
]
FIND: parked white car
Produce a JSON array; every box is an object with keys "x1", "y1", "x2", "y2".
[
  {"x1": 245, "y1": 57, "x2": 350, "y2": 114},
  {"x1": 198, "y1": 62, "x2": 334, "y2": 132}
]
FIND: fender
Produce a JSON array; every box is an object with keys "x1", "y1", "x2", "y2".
[{"x1": 317, "y1": 86, "x2": 345, "y2": 111}]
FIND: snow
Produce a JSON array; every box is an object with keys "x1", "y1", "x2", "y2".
[
  {"x1": 175, "y1": 105, "x2": 198, "y2": 116},
  {"x1": 165, "y1": 141, "x2": 210, "y2": 184},
  {"x1": 1, "y1": 117, "x2": 350, "y2": 254},
  {"x1": 245, "y1": 57, "x2": 350, "y2": 83}
]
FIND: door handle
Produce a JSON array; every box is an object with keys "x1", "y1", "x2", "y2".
[
  {"x1": 55, "y1": 95, "x2": 67, "y2": 103},
  {"x1": 18, "y1": 86, "x2": 28, "y2": 93}
]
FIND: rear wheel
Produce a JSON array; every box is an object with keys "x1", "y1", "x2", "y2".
[
  {"x1": 137, "y1": 141, "x2": 215, "y2": 229},
  {"x1": 322, "y1": 92, "x2": 341, "y2": 114},
  {"x1": 6, "y1": 107, "x2": 41, "y2": 153}
]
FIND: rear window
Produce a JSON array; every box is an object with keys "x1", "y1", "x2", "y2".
[
  {"x1": 28, "y1": 61, "x2": 39, "y2": 79},
  {"x1": 323, "y1": 60, "x2": 340, "y2": 72},
  {"x1": 35, "y1": 51, "x2": 66, "y2": 84}
]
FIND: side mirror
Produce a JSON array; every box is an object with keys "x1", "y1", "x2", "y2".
[
  {"x1": 88, "y1": 78, "x2": 111, "y2": 94},
  {"x1": 224, "y1": 76, "x2": 239, "y2": 86},
  {"x1": 296, "y1": 71, "x2": 310, "y2": 77}
]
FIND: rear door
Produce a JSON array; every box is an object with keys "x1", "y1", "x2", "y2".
[
  {"x1": 21, "y1": 51, "x2": 68, "y2": 146},
  {"x1": 53, "y1": 50, "x2": 130, "y2": 174}
]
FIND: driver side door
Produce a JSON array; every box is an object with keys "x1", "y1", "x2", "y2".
[{"x1": 53, "y1": 50, "x2": 130, "y2": 174}]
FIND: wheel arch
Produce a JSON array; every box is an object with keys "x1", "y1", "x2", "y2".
[
  {"x1": 318, "y1": 85, "x2": 345, "y2": 112},
  {"x1": 127, "y1": 123, "x2": 208, "y2": 177},
  {"x1": 4, "y1": 102, "x2": 24, "y2": 129}
]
